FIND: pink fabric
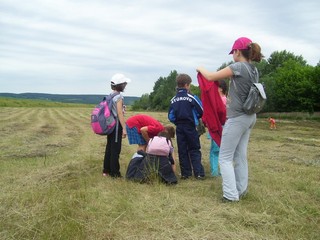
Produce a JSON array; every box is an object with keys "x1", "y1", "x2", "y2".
[
  {"x1": 220, "y1": 95, "x2": 227, "y2": 106},
  {"x1": 146, "y1": 136, "x2": 172, "y2": 156},
  {"x1": 197, "y1": 73, "x2": 226, "y2": 147}
]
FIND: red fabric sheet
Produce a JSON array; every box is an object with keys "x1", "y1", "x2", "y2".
[{"x1": 197, "y1": 73, "x2": 226, "y2": 146}]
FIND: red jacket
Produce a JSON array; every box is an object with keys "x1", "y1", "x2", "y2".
[{"x1": 197, "y1": 73, "x2": 226, "y2": 146}]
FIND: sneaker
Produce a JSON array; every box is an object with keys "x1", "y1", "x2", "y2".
[
  {"x1": 180, "y1": 176, "x2": 190, "y2": 180},
  {"x1": 221, "y1": 197, "x2": 238, "y2": 203},
  {"x1": 239, "y1": 190, "x2": 248, "y2": 199},
  {"x1": 196, "y1": 175, "x2": 205, "y2": 180},
  {"x1": 211, "y1": 173, "x2": 221, "y2": 177},
  {"x1": 102, "y1": 173, "x2": 108, "y2": 177},
  {"x1": 111, "y1": 173, "x2": 123, "y2": 179}
]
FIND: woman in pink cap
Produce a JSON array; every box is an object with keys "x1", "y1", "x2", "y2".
[{"x1": 197, "y1": 37, "x2": 263, "y2": 202}]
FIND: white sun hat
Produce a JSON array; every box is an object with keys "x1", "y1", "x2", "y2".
[{"x1": 110, "y1": 73, "x2": 131, "y2": 85}]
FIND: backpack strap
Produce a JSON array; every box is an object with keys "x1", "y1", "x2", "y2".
[
  {"x1": 102, "y1": 91, "x2": 120, "y2": 101},
  {"x1": 254, "y1": 67, "x2": 259, "y2": 83},
  {"x1": 115, "y1": 116, "x2": 119, "y2": 143},
  {"x1": 109, "y1": 92, "x2": 121, "y2": 142},
  {"x1": 242, "y1": 62, "x2": 259, "y2": 83}
]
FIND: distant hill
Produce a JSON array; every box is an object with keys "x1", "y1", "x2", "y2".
[{"x1": 0, "y1": 93, "x2": 140, "y2": 105}]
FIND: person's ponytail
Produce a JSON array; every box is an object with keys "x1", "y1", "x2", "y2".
[{"x1": 248, "y1": 43, "x2": 264, "y2": 62}]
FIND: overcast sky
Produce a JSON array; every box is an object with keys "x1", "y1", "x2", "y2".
[{"x1": 1, "y1": 0, "x2": 319, "y2": 97}]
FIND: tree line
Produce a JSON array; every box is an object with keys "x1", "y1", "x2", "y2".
[{"x1": 132, "y1": 50, "x2": 320, "y2": 113}]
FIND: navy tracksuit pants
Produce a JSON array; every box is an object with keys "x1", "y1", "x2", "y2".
[{"x1": 176, "y1": 123, "x2": 204, "y2": 177}]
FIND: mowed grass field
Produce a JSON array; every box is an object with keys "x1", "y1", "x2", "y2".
[{"x1": 0, "y1": 106, "x2": 319, "y2": 240}]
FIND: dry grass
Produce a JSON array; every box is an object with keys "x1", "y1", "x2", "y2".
[{"x1": 0, "y1": 107, "x2": 319, "y2": 240}]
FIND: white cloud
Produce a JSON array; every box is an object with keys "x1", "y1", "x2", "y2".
[{"x1": 0, "y1": 0, "x2": 319, "y2": 96}]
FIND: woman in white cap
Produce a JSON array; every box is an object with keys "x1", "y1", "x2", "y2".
[
  {"x1": 197, "y1": 37, "x2": 263, "y2": 202},
  {"x1": 103, "y1": 73, "x2": 131, "y2": 178}
]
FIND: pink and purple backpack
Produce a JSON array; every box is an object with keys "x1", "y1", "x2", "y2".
[
  {"x1": 146, "y1": 136, "x2": 173, "y2": 156},
  {"x1": 91, "y1": 92, "x2": 119, "y2": 135}
]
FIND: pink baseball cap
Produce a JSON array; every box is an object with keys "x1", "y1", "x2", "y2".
[{"x1": 229, "y1": 37, "x2": 252, "y2": 54}]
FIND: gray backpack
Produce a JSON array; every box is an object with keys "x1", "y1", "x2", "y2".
[{"x1": 243, "y1": 65, "x2": 267, "y2": 114}]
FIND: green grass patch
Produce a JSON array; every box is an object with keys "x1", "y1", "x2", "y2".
[
  {"x1": 0, "y1": 97, "x2": 93, "y2": 108},
  {"x1": 1, "y1": 108, "x2": 319, "y2": 239}
]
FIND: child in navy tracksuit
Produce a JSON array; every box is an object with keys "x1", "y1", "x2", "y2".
[{"x1": 168, "y1": 73, "x2": 205, "y2": 179}]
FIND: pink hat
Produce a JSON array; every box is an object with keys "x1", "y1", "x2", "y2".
[{"x1": 229, "y1": 37, "x2": 252, "y2": 54}]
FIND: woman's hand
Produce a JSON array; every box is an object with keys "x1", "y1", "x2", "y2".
[
  {"x1": 196, "y1": 66, "x2": 205, "y2": 73},
  {"x1": 122, "y1": 129, "x2": 127, "y2": 138}
]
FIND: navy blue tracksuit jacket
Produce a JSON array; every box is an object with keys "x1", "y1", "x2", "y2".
[{"x1": 168, "y1": 88, "x2": 204, "y2": 177}]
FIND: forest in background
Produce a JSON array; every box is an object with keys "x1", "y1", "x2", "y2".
[
  {"x1": 132, "y1": 50, "x2": 320, "y2": 114},
  {"x1": 0, "y1": 93, "x2": 139, "y2": 106}
]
